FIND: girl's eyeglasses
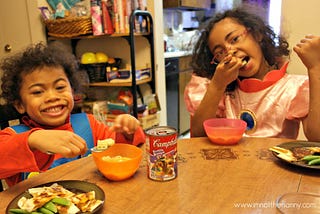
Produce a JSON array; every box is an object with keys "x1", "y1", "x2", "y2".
[{"x1": 210, "y1": 29, "x2": 248, "y2": 65}]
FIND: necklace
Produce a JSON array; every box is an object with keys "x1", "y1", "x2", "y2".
[
  {"x1": 239, "y1": 109, "x2": 257, "y2": 134},
  {"x1": 232, "y1": 90, "x2": 257, "y2": 134}
]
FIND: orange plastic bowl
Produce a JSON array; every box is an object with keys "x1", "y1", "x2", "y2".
[
  {"x1": 91, "y1": 143, "x2": 143, "y2": 181},
  {"x1": 203, "y1": 118, "x2": 247, "y2": 145}
]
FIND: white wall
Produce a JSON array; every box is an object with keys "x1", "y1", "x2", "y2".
[
  {"x1": 148, "y1": 0, "x2": 167, "y2": 125},
  {"x1": 280, "y1": 0, "x2": 320, "y2": 140},
  {"x1": 281, "y1": 0, "x2": 320, "y2": 75}
]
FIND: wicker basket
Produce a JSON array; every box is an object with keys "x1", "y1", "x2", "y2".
[
  {"x1": 45, "y1": 16, "x2": 93, "y2": 38},
  {"x1": 81, "y1": 63, "x2": 107, "y2": 83}
]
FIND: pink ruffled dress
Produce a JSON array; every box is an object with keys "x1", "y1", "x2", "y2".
[{"x1": 184, "y1": 62, "x2": 309, "y2": 139}]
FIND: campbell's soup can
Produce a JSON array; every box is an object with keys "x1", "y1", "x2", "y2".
[{"x1": 145, "y1": 126, "x2": 178, "y2": 181}]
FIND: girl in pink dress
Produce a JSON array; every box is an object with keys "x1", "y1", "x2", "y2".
[{"x1": 184, "y1": 6, "x2": 320, "y2": 140}]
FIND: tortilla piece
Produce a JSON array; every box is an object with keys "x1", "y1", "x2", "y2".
[
  {"x1": 269, "y1": 146, "x2": 297, "y2": 162},
  {"x1": 72, "y1": 191, "x2": 103, "y2": 212},
  {"x1": 56, "y1": 203, "x2": 80, "y2": 214}
]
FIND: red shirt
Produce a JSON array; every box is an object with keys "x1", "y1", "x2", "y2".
[{"x1": 0, "y1": 114, "x2": 145, "y2": 187}]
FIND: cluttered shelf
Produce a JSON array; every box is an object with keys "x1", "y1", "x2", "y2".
[
  {"x1": 47, "y1": 32, "x2": 151, "y2": 41},
  {"x1": 40, "y1": 0, "x2": 155, "y2": 120},
  {"x1": 88, "y1": 77, "x2": 152, "y2": 87}
]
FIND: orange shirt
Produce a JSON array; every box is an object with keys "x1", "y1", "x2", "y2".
[{"x1": 0, "y1": 113, "x2": 145, "y2": 186}]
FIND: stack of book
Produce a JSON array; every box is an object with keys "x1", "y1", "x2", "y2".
[{"x1": 89, "y1": 0, "x2": 148, "y2": 35}]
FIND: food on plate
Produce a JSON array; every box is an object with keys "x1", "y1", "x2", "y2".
[
  {"x1": 302, "y1": 155, "x2": 320, "y2": 165},
  {"x1": 269, "y1": 146, "x2": 297, "y2": 162},
  {"x1": 291, "y1": 147, "x2": 320, "y2": 159},
  {"x1": 102, "y1": 155, "x2": 132, "y2": 162},
  {"x1": 96, "y1": 138, "x2": 115, "y2": 150},
  {"x1": 270, "y1": 146, "x2": 320, "y2": 163},
  {"x1": 9, "y1": 183, "x2": 103, "y2": 214}
]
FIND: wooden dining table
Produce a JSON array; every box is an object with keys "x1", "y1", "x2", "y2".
[{"x1": 1, "y1": 137, "x2": 319, "y2": 213}]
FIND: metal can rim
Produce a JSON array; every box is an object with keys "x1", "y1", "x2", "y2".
[{"x1": 145, "y1": 126, "x2": 177, "y2": 136}]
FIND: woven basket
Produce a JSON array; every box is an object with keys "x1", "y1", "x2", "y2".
[
  {"x1": 45, "y1": 16, "x2": 93, "y2": 38},
  {"x1": 81, "y1": 63, "x2": 107, "y2": 83}
]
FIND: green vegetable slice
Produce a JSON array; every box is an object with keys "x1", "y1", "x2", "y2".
[
  {"x1": 8, "y1": 208, "x2": 29, "y2": 214},
  {"x1": 308, "y1": 158, "x2": 320, "y2": 166},
  {"x1": 51, "y1": 197, "x2": 71, "y2": 206},
  {"x1": 302, "y1": 155, "x2": 320, "y2": 162},
  {"x1": 43, "y1": 201, "x2": 57, "y2": 213},
  {"x1": 38, "y1": 207, "x2": 54, "y2": 214}
]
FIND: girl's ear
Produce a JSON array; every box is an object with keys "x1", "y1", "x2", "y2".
[{"x1": 13, "y1": 101, "x2": 26, "y2": 114}]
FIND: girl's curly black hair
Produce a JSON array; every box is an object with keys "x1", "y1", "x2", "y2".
[
  {"x1": 0, "y1": 42, "x2": 80, "y2": 105},
  {"x1": 191, "y1": 6, "x2": 290, "y2": 91}
]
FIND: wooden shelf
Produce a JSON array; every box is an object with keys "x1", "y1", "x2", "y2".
[
  {"x1": 47, "y1": 32, "x2": 150, "y2": 41},
  {"x1": 88, "y1": 77, "x2": 152, "y2": 87}
]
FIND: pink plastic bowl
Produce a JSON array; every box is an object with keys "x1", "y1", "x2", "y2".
[{"x1": 203, "y1": 118, "x2": 247, "y2": 145}]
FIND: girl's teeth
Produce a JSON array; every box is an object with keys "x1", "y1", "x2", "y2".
[{"x1": 45, "y1": 107, "x2": 62, "y2": 112}]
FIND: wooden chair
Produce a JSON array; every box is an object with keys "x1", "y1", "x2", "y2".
[
  {"x1": 0, "y1": 104, "x2": 22, "y2": 192},
  {"x1": 0, "y1": 104, "x2": 21, "y2": 129}
]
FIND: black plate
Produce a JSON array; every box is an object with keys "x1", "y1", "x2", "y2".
[
  {"x1": 6, "y1": 180, "x2": 105, "y2": 214},
  {"x1": 272, "y1": 141, "x2": 320, "y2": 169}
]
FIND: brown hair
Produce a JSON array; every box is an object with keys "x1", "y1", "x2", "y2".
[
  {"x1": 0, "y1": 42, "x2": 80, "y2": 105},
  {"x1": 191, "y1": 6, "x2": 289, "y2": 90}
]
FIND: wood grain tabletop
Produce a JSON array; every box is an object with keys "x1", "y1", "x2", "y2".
[{"x1": 1, "y1": 137, "x2": 319, "y2": 213}]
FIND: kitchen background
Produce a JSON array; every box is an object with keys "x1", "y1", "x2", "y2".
[{"x1": 1, "y1": 0, "x2": 320, "y2": 139}]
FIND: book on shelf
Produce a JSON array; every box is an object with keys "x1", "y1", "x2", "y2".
[
  {"x1": 89, "y1": 0, "x2": 148, "y2": 35},
  {"x1": 113, "y1": 0, "x2": 130, "y2": 33},
  {"x1": 124, "y1": 0, "x2": 132, "y2": 33},
  {"x1": 101, "y1": 0, "x2": 114, "y2": 34}
]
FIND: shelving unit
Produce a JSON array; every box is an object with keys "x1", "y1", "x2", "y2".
[
  {"x1": 125, "y1": 10, "x2": 155, "y2": 118},
  {"x1": 47, "y1": 10, "x2": 155, "y2": 119}
]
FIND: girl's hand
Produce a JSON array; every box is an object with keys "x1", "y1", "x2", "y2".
[
  {"x1": 110, "y1": 114, "x2": 141, "y2": 141},
  {"x1": 28, "y1": 130, "x2": 88, "y2": 158},
  {"x1": 110, "y1": 114, "x2": 140, "y2": 135},
  {"x1": 294, "y1": 35, "x2": 320, "y2": 70},
  {"x1": 211, "y1": 53, "x2": 244, "y2": 89}
]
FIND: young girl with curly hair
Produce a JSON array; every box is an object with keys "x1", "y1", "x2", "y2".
[{"x1": 184, "y1": 6, "x2": 320, "y2": 140}]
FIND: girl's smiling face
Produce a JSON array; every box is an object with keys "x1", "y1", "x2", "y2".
[
  {"x1": 208, "y1": 18, "x2": 268, "y2": 79},
  {"x1": 14, "y1": 67, "x2": 74, "y2": 127}
]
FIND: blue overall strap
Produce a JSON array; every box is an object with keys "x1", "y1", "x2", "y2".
[
  {"x1": 10, "y1": 113, "x2": 94, "y2": 179},
  {"x1": 10, "y1": 124, "x2": 30, "y2": 133},
  {"x1": 70, "y1": 113, "x2": 94, "y2": 155}
]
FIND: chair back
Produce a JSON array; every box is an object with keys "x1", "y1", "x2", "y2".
[
  {"x1": 0, "y1": 104, "x2": 21, "y2": 192},
  {"x1": 0, "y1": 105, "x2": 21, "y2": 129}
]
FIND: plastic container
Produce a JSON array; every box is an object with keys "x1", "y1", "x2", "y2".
[
  {"x1": 203, "y1": 118, "x2": 247, "y2": 145},
  {"x1": 91, "y1": 143, "x2": 143, "y2": 181}
]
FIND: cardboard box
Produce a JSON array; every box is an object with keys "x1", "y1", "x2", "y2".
[
  {"x1": 139, "y1": 113, "x2": 160, "y2": 130},
  {"x1": 82, "y1": 101, "x2": 108, "y2": 124}
]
